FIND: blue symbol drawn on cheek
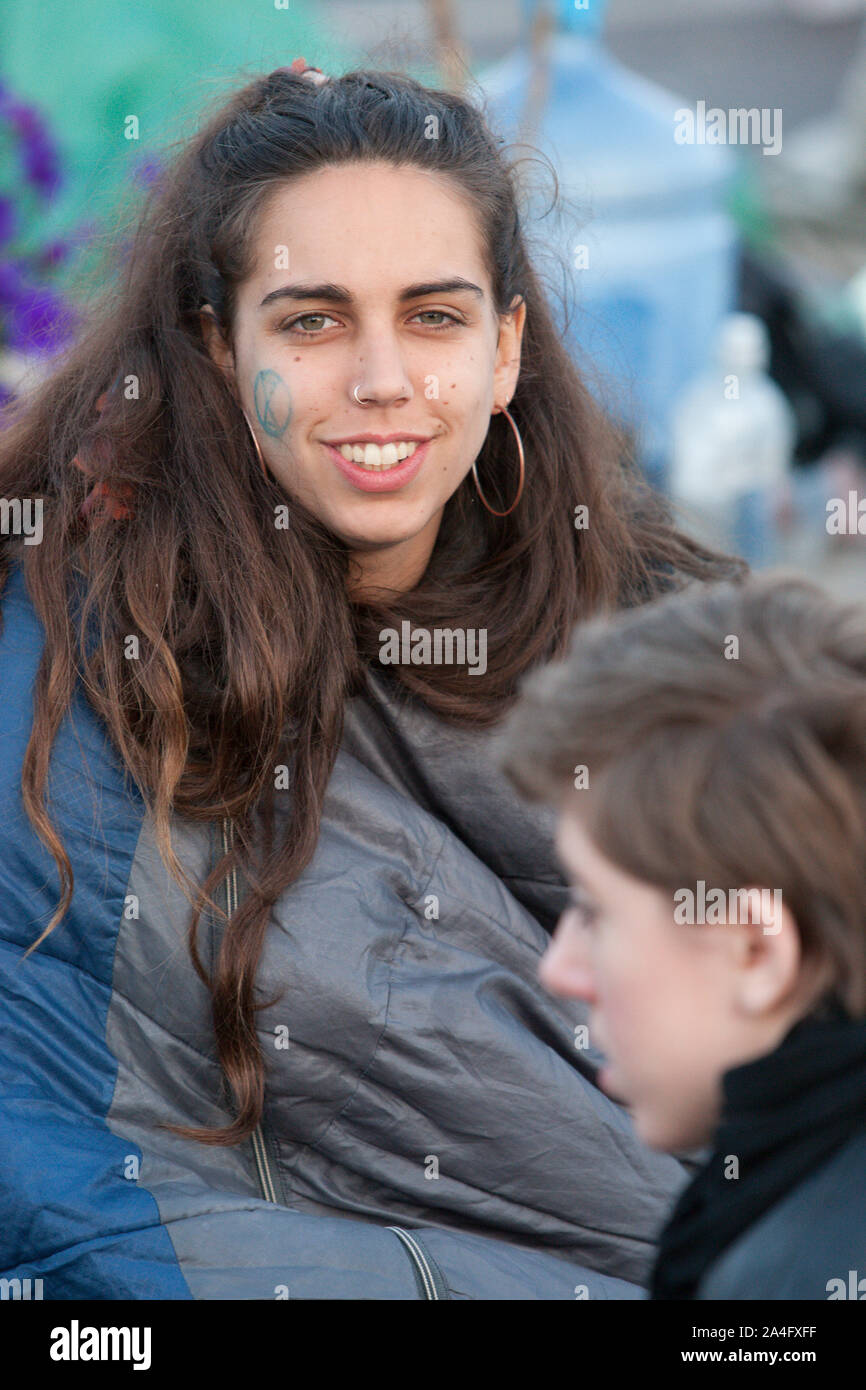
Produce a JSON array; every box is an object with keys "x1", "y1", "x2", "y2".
[{"x1": 253, "y1": 369, "x2": 293, "y2": 439}]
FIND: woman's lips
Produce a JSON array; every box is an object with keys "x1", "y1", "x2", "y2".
[{"x1": 324, "y1": 438, "x2": 431, "y2": 492}]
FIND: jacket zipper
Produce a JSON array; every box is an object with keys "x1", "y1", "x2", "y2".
[
  {"x1": 221, "y1": 816, "x2": 279, "y2": 1205},
  {"x1": 387, "y1": 1226, "x2": 442, "y2": 1300},
  {"x1": 220, "y1": 819, "x2": 445, "y2": 1295}
]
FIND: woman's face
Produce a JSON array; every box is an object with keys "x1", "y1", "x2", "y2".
[
  {"x1": 542, "y1": 807, "x2": 811, "y2": 1153},
  {"x1": 201, "y1": 160, "x2": 525, "y2": 594}
]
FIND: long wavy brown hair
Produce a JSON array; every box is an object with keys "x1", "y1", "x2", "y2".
[{"x1": 0, "y1": 65, "x2": 747, "y2": 1144}]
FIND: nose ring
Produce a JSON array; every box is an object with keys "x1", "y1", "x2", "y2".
[{"x1": 353, "y1": 384, "x2": 368, "y2": 405}]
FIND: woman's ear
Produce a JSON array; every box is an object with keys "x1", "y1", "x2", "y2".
[
  {"x1": 493, "y1": 294, "x2": 526, "y2": 405},
  {"x1": 199, "y1": 303, "x2": 235, "y2": 384},
  {"x1": 729, "y1": 891, "x2": 826, "y2": 1020}
]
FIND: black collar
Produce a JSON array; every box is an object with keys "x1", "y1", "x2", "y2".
[{"x1": 651, "y1": 1002, "x2": 866, "y2": 1299}]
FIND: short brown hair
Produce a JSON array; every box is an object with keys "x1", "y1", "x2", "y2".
[{"x1": 496, "y1": 571, "x2": 866, "y2": 1014}]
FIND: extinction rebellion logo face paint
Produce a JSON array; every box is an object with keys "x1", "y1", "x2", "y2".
[{"x1": 49, "y1": 1321, "x2": 152, "y2": 1371}]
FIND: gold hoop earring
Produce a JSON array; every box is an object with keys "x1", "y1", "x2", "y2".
[
  {"x1": 471, "y1": 404, "x2": 525, "y2": 517},
  {"x1": 241, "y1": 409, "x2": 269, "y2": 480}
]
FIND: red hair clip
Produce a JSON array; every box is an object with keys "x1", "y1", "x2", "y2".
[{"x1": 279, "y1": 57, "x2": 328, "y2": 85}]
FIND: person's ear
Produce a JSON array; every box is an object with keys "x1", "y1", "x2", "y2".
[
  {"x1": 199, "y1": 303, "x2": 235, "y2": 385},
  {"x1": 727, "y1": 889, "x2": 807, "y2": 1017},
  {"x1": 493, "y1": 293, "x2": 526, "y2": 407}
]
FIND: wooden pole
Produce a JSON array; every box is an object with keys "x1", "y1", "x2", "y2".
[
  {"x1": 518, "y1": 0, "x2": 555, "y2": 149},
  {"x1": 427, "y1": 0, "x2": 470, "y2": 93}
]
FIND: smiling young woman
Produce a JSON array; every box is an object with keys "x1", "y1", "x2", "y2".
[
  {"x1": 196, "y1": 159, "x2": 531, "y2": 599},
  {"x1": 0, "y1": 65, "x2": 746, "y2": 1300}
]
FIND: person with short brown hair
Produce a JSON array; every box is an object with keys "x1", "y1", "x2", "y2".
[{"x1": 497, "y1": 570, "x2": 866, "y2": 1299}]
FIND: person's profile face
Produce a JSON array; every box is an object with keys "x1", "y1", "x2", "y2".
[
  {"x1": 203, "y1": 159, "x2": 525, "y2": 584},
  {"x1": 542, "y1": 808, "x2": 752, "y2": 1152}
]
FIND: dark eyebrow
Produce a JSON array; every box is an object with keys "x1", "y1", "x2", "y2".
[{"x1": 258, "y1": 278, "x2": 485, "y2": 309}]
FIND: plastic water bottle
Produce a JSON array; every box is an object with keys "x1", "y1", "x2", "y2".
[{"x1": 670, "y1": 313, "x2": 796, "y2": 567}]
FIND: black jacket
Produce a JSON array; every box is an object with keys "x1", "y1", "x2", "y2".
[
  {"x1": 698, "y1": 1131, "x2": 866, "y2": 1299},
  {"x1": 652, "y1": 1010, "x2": 866, "y2": 1300}
]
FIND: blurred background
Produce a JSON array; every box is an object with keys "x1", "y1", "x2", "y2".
[{"x1": 2, "y1": 0, "x2": 865, "y2": 595}]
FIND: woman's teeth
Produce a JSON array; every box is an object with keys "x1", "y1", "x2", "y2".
[{"x1": 337, "y1": 440, "x2": 420, "y2": 470}]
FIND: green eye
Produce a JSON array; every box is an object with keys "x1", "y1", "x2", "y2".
[
  {"x1": 278, "y1": 313, "x2": 337, "y2": 335},
  {"x1": 413, "y1": 310, "x2": 462, "y2": 329}
]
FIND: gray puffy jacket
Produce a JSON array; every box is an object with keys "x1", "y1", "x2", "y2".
[{"x1": 0, "y1": 561, "x2": 689, "y2": 1299}]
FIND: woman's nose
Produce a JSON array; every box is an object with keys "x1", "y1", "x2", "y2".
[
  {"x1": 351, "y1": 332, "x2": 412, "y2": 406},
  {"x1": 538, "y1": 915, "x2": 598, "y2": 1004}
]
